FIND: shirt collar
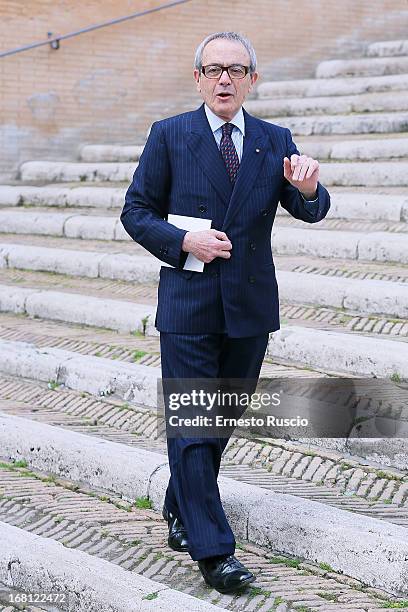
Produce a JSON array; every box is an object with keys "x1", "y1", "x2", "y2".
[{"x1": 204, "y1": 104, "x2": 245, "y2": 136}]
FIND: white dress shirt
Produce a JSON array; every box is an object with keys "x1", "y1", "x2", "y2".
[
  {"x1": 204, "y1": 104, "x2": 244, "y2": 162},
  {"x1": 204, "y1": 103, "x2": 318, "y2": 203}
]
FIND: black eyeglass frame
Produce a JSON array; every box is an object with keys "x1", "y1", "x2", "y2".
[{"x1": 200, "y1": 64, "x2": 251, "y2": 79}]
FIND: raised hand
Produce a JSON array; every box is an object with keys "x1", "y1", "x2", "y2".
[{"x1": 283, "y1": 154, "x2": 319, "y2": 199}]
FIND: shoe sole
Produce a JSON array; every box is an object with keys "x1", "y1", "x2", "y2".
[
  {"x1": 167, "y1": 538, "x2": 189, "y2": 553},
  {"x1": 204, "y1": 574, "x2": 256, "y2": 594}
]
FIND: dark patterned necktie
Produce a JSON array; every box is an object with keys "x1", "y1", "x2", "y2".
[{"x1": 220, "y1": 122, "x2": 240, "y2": 183}]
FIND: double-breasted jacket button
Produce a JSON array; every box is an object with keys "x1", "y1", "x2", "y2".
[
  {"x1": 248, "y1": 275, "x2": 255, "y2": 283},
  {"x1": 198, "y1": 204, "x2": 207, "y2": 213},
  {"x1": 249, "y1": 242, "x2": 256, "y2": 251},
  {"x1": 163, "y1": 246, "x2": 169, "y2": 255},
  {"x1": 261, "y1": 209, "x2": 268, "y2": 217}
]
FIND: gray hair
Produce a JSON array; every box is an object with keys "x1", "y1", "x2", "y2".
[{"x1": 194, "y1": 31, "x2": 257, "y2": 74}]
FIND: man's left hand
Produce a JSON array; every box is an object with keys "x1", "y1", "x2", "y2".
[{"x1": 283, "y1": 154, "x2": 319, "y2": 199}]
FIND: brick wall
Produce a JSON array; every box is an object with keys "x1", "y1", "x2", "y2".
[{"x1": 0, "y1": 0, "x2": 407, "y2": 178}]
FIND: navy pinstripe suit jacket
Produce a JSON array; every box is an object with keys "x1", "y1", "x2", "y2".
[{"x1": 120, "y1": 103, "x2": 331, "y2": 338}]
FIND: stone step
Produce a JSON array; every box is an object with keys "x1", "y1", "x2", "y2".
[
  {"x1": 246, "y1": 90, "x2": 408, "y2": 117},
  {"x1": 0, "y1": 295, "x2": 406, "y2": 384},
  {"x1": 0, "y1": 456, "x2": 400, "y2": 610},
  {"x1": 315, "y1": 55, "x2": 408, "y2": 79},
  {"x1": 1, "y1": 262, "x2": 407, "y2": 340},
  {"x1": 265, "y1": 111, "x2": 408, "y2": 135},
  {"x1": 280, "y1": 215, "x2": 408, "y2": 234},
  {"x1": 274, "y1": 227, "x2": 408, "y2": 263},
  {"x1": 1, "y1": 369, "x2": 407, "y2": 502},
  {"x1": 0, "y1": 242, "x2": 160, "y2": 281},
  {"x1": 268, "y1": 325, "x2": 408, "y2": 378},
  {"x1": 278, "y1": 272, "x2": 408, "y2": 318},
  {"x1": 0, "y1": 210, "x2": 126, "y2": 241},
  {"x1": 1, "y1": 186, "x2": 407, "y2": 222},
  {"x1": 0, "y1": 306, "x2": 406, "y2": 470},
  {"x1": 257, "y1": 73, "x2": 408, "y2": 99},
  {"x1": 367, "y1": 39, "x2": 408, "y2": 58},
  {"x1": 0, "y1": 222, "x2": 407, "y2": 280},
  {"x1": 1, "y1": 220, "x2": 408, "y2": 275},
  {"x1": 0, "y1": 308, "x2": 325, "y2": 380},
  {"x1": 0, "y1": 257, "x2": 406, "y2": 329},
  {"x1": 19, "y1": 161, "x2": 136, "y2": 183},
  {"x1": 2, "y1": 412, "x2": 408, "y2": 597},
  {"x1": 18, "y1": 143, "x2": 408, "y2": 185},
  {"x1": 0, "y1": 185, "x2": 125, "y2": 209},
  {"x1": 0, "y1": 206, "x2": 407, "y2": 243},
  {"x1": 16, "y1": 157, "x2": 408, "y2": 186},
  {"x1": 0, "y1": 520, "x2": 222, "y2": 612},
  {"x1": 0, "y1": 284, "x2": 157, "y2": 335},
  {"x1": 9, "y1": 134, "x2": 408, "y2": 171},
  {"x1": 79, "y1": 143, "x2": 144, "y2": 162},
  {"x1": 320, "y1": 161, "x2": 407, "y2": 187},
  {"x1": 299, "y1": 137, "x2": 408, "y2": 162},
  {"x1": 0, "y1": 338, "x2": 159, "y2": 405}
]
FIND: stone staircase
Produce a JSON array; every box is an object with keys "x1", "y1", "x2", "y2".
[{"x1": 1, "y1": 37, "x2": 408, "y2": 610}]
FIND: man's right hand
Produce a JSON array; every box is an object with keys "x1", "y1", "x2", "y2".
[{"x1": 182, "y1": 229, "x2": 232, "y2": 264}]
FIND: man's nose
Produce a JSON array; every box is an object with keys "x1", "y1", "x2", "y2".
[{"x1": 219, "y1": 69, "x2": 232, "y2": 85}]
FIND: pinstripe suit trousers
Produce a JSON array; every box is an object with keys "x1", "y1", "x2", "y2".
[{"x1": 160, "y1": 330, "x2": 269, "y2": 560}]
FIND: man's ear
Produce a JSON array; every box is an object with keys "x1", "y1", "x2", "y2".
[
  {"x1": 249, "y1": 71, "x2": 259, "y2": 91},
  {"x1": 193, "y1": 68, "x2": 201, "y2": 92}
]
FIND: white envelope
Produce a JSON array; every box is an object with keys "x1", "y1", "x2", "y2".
[{"x1": 162, "y1": 213, "x2": 212, "y2": 272}]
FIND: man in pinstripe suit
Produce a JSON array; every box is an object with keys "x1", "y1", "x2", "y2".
[{"x1": 121, "y1": 31, "x2": 330, "y2": 593}]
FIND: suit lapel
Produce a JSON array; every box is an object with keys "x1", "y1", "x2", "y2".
[
  {"x1": 221, "y1": 108, "x2": 270, "y2": 232},
  {"x1": 187, "y1": 104, "x2": 233, "y2": 207}
]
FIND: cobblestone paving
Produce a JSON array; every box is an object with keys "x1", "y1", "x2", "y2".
[
  {"x1": 0, "y1": 266, "x2": 407, "y2": 339},
  {"x1": 273, "y1": 256, "x2": 408, "y2": 282},
  {"x1": 0, "y1": 311, "x2": 338, "y2": 377},
  {"x1": 1, "y1": 375, "x2": 408, "y2": 528},
  {"x1": 0, "y1": 461, "x2": 406, "y2": 611}
]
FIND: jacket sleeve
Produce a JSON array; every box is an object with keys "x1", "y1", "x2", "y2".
[
  {"x1": 120, "y1": 120, "x2": 188, "y2": 268},
  {"x1": 278, "y1": 127, "x2": 331, "y2": 223}
]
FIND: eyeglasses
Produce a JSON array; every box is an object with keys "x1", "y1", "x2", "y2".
[{"x1": 201, "y1": 64, "x2": 250, "y2": 79}]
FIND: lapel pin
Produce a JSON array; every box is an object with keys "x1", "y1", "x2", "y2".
[{"x1": 255, "y1": 148, "x2": 260, "y2": 153}]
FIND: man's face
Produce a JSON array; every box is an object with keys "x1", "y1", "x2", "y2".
[{"x1": 194, "y1": 38, "x2": 258, "y2": 121}]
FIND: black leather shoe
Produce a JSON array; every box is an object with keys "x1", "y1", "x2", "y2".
[
  {"x1": 162, "y1": 504, "x2": 189, "y2": 552},
  {"x1": 198, "y1": 554, "x2": 255, "y2": 593}
]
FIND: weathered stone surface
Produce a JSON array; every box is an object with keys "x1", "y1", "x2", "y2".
[
  {"x1": 245, "y1": 91, "x2": 408, "y2": 118},
  {"x1": 80, "y1": 144, "x2": 144, "y2": 162},
  {"x1": 257, "y1": 73, "x2": 408, "y2": 99},
  {"x1": 0, "y1": 243, "x2": 161, "y2": 281},
  {"x1": 19, "y1": 161, "x2": 136, "y2": 182},
  {"x1": 367, "y1": 39, "x2": 408, "y2": 58},
  {"x1": 268, "y1": 325, "x2": 408, "y2": 378},
  {"x1": 0, "y1": 185, "x2": 126, "y2": 208},
  {"x1": 273, "y1": 228, "x2": 408, "y2": 263},
  {"x1": 0, "y1": 521, "x2": 223, "y2": 611},
  {"x1": 265, "y1": 112, "x2": 408, "y2": 136},
  {"x1": 277, "y1": 270, "x2": 408, "y2": 317},
  {"x1": 320, "y1": 161, "x2": 407, "y2": 187},
  {"x1": 0, "y1": 341, "x2": 159, "y2": 404},
  {"x1": 315, "y1": 56, "x2": 408, "y2": 79},
  {"x1": 3, "y1": 413, "x2": 408, "y2": 596}
]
